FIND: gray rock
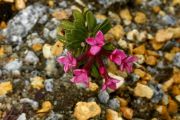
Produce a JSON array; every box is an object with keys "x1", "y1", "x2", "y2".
[
  {"x1": 173, "y1": 52, "x2": 180, "y2": 67},
  {"x1": 45, "y1": 79, "x2": 53, "y2": 92},
  {"x1": 17, "y1": 113, "x2": 26, "y2": 120},
  {"x1": 58, "y1": 1, "x2": 68, "y2": 8},
  {"x1": 20, "y1": 98, "x2": 39, "y2": 110},
  {"x1": 24, "y1": 51, "x2": 39, "y2": 64},
  {"x1": 108, "y1": 98, "x2": 120, "y2": 110},
  {"x1": 45, "y1": 112, "x2": 63, "y2": 120},
  {"x1": 162, "y1": 15, "x2": 176, "y2": 26},
  {"x1": 149, "y1": 83, "x2": 164, "y2": 103},
  {"x1": 162, "y1": 40, "x2": 176, "y2": 51},
  {"x1": 4, "y1": 3, "x2": 47, "y2": 43},
  {"x1": 98, "y1": 0, "x2": 130, "y2": 8},
  {"x1": 148, "y1": 0, "x2": 161, "y2": 6},
  {"x1": 38, "y1": 14, "x2": 48, "y2": 24},
  {"x1": 45, "y1": 18, "x2": 60, "y2": 30},
  {"x1": 98, "y1": 90, "x2": 110, "y2": 104},
  {"x1": 43, "y1": 28, "x2": 50, "y2": 39},
  {"x1": 49, "y1": 29, "x2": 57, "y2": 39},
  {"x1": 4, "y1": 59, "x2": 22, "y2": 72}
]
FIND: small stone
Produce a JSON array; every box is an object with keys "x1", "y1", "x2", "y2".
[
  {"x1": 0, "y1": 47, "x2": 4, "y2": 57},
  {"x1": 168, "y1": 99, "x2": 178, "y2": 113},
  {"x1": 20, "y1": 98, "x2": 39, "y2": 110},
  {"x1": 106, "y1": 109, "x2": 123, "y2": 120},
  {"x1": 42, "y1": 44, "x2": 54, "y2": 59},
  {"x1": 120, "y1": 107, "x2": 133, "y2": 120},
  {"x1": 175, "y1": 95, "x2": 180, "y2": 102},
  {"x1": 118, "y1": 39, "x2": 127, "y2": 49},
  {"x1": 73, "y1": 102, "x2": 101, "y2": 120},
  {"x1": 15, "y1": 0, "x2": 26, "y2": 10},
  {"x1": 51, "y1": 41, "x2": 63, "y2": 56},
  {"x1": 171, "y1": 85, "x2": 180, "y2": 96},
  {"x1": 119, "y1": 8, "x2": 132, "y2": 21},
  {"x1": 173, "y1": 72, "x2": 180, "y2": 84},
  {"x1": 164, "y1": 52, "x2": 175, "y2": 61},
  {"x1": 0, "y1": 21, "x2": 7, "y2": 29},
  {"x1": 49, "y1": 29, "x2": 57, "y2": 39},
  {"x1": 155, "y1": 29, "x2": 173, "y2": 42},
  {"x1": 17, "y1": 113, "x2": 26, "y2": 120},
  {"x1": 162, "y1": 78, "x2": 174, "y2": 92},
  {"x1": 24, "y1": 51, "x2": 39, "y2": 64},
  {"x1": 126, "y1": 29, "x2": 139, "y2": 41},
  {"x1": 134, "y1": 83, "x2": 154, "y2": 99},
  {"x1": 173, "y1": 52, "x2": 180, "y2": 67},
  {"x1": 4, "y1": 59, "x2": 22, "y2": 71},
  {"x1": 89, "y1": 82, "x2": 99, "y2": 92},
  {"x1": 135, "y1": 54, "x2": 145, "y2": 64},
  {"x1": 52, "y1": 10, "x2": 70, "y2": 20},
  {"x1": 31, "y1": 76, "x2": 44, "y2": 90},
  {"x1": 151, "y1": 40, "x2": 164, "y2": 50},
  {"x1": 134, "y1": 12, "x2": 147, "y2": 24},
  {"x1": 44, "y1": 79, "x2": 53, "y2": 92},
  {"x1": 45, "y1": 59, "x2": 58, "y2": 76},
  {"x1": 145, "y1": 56, "x2": 157, "y2": 66},
  {"x1": 118, "y1": 98, "x2": 128, "y2": 107},
  {"x1": 133, "y1": 44, "x2": 146, "y2": 55},
  {"x1": 156, "y1": 105, "x2": 171, "y2": 120},
  {"x1": 107, "y1": 25, "x2": 124, "y2": 40},
  {"x1": 162, "y1": 15, "x2": 176, "y2": 25},
  {"x1": 173, "y1": 0, "x2": 180, "y2": 5},
  {"x1": 98, "y1": 90, "x2": 110, "y2": 104},
  {"x1": 134, "y1": 69, "x2": 146, "y2": 78},
  {"x1": 32, "y1": 43, "x2": 43, "y2": 52},
  {"x1": 108, "y1": 98, "x2": 120, "y2": 110},
  {"x1": 152, "y1": 6, "x2": 161, "y2": 13},
  {"x1": 37, "y1": 101, "x2": 53, "y2": 114},
  {"x1": 0, "y1": 81, "x2": 12, "y2": 96}
]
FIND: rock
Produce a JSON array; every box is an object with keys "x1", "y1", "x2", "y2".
[
  {"x1": 45, "y1": 59, "x2": 58, "y2": 76},
  {"x1": 175, "y1": 95, "x2": 180, "y2": 102},
  {"x1": 98, "y1": 0, "x2": 130, "y2": 8},
  {"x1": 15, "y1": 0, "x2": 26, "y2": 10},
  {"x1": 127, "y1": 73, "x2": 140, "y2": 84},
  {"x1": 171, "y1": 85, "x2": 180, "y2": 96},
  {"x1": 107, "y1": 25, "x2": 124, "y2": 40},
  {"x1": 149, "y1": 83, "x2": 164, "y2": 103},
  {"x1": 0, "y1": 81, "x2": 12, "y2": 96},
  {"x1": 98, "y1": 90, "x2": 110, "y2": 104},
  {"x1": 49, "y1": 29, "x2": 57, "y2": 39},
  {"x1": 135, "y1": 54, "x2": 145, "y2": 64},
  {"x1": 119, "y1": 8, "x2": 132, "y2": 25},
  {"x1": 168, "y1": 99, "x2": 178, "y2": 113},
  {"x1": 0, "y1": 46, "x2": 4, "y2": 57},
  {"x1": 155, "y1": 29, "x2": 173, "y2": 42},
  {"x1": 156, "y1": 105, "x2": 171, "y2": 120},
  {"x1": 162, "y1": 15, "x2": 176, "y2": 26},
  {"x1": 134, "y1": 12, "x2": 147, "y2": 24},
  {"x1": 134, "y1": 69, "x2": 146, "y2": 78},
  {"x1": 24, "y1": 51, "x2": 39, "y2": 64},
  {"x1": 108, "y1": 98, "x2": 120, "y2": 110},
  {"x1": 120, "y1": 107, "x2": 133, "y2": 120},
  {"x1": 52, "y1": 10, "x2": 70, "y2": 20},
  {"x1": 148, "y1": 0, "x2": 161, "y2": 6},
  {"x1": 44, "y1": 79, "x2": 53, "y2": 92},
  {"x1": 145, "y1": 56, "x2": 157, "y2": 66},
  {"x1": 151, "y1": 40, "x2": 164, "y2": 50},
  {"x1": 133, "y1": 44, "x2": 146, "y2": 55},
  {"x1": 134, "y1": 83, "x2": 154, "y2": 99},
  {"x1": 106, "y1": 109, "x2": 123, "y2": 120},
  {"x1": 173, "y1": 52, "x2": 180, "y2": 67},
  {"x1": 17, "y1": 113, "x2": 26, "y2": 120},
  {"x1": 45, "y1": 18, "x2": 60, "y2": 30},
  {"x1": 173, "y1": 72, "x2": 180, "y2": 84},
  {"x1": 89, "y1": 82, "x2": 99, "y2": 92},
  {"x1": 173, "y1": 0, "x2": 180, "y2": 5},
  {"x1": 38, "y1": 14, "x2": 48, "y2": 24},
  {"x1": 162, "y1": 78, "x2": 174, "y2": 92},
  {"x1": 45, "y1": 112, "x2": 63, "y2": 120},
  {"x1": 127, "y1": 29, "x2": 139, "y2": 41},
  {"x1": 58, "y1": 1, "x2": 68, "y2": 8},
  {"x1": 37, "y1": 101, "x2": 52, "y2": 114},
  {"x1": 73, "y1": 102, "x2": 101, "y2": 120},
  {"x1": 51, "y1": 41, "x2": 64, "y2": 56},
  {"x1": 118, "y1": 39, "x2": 127, "y2": 49},
  {"x1": 20, "y1": 98, "x2": 39, "y2": 110},
  {"x1": 42, "y1": 44, "x2": 54, "y2": 59},
  {"x1": 118, "y1": 98, "x2": 128, "y2": 107},
  {"x1": 162, "y1": 40, "x2": 176, "y2": 51},
  {"x1": 4, "y1": 3, "x2": 47, "y2": 44},
  {"x1": 2, "y1": 0, "x2": 14, "y2": 3},
  {"x1": 31, "y1": 76, "x2": 44, "y2": 90},
  {"x1": 4, "y1": 59, "x2": 22, "y2": 72}
]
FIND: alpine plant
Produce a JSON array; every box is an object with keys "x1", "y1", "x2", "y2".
[{"x1": 57, "y1": 9, "x2": 137, "y2": 91}]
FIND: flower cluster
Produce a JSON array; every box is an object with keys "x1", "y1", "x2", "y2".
[{"x1": 57, "y1": 31, "x2": 137, "y2": 91}]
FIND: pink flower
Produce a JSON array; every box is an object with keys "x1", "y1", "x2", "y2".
[
  {"x1": 120, "y1": 56, "x2": 137, "y2": 73},
  {"x1": 86, "y1": 31, "x2": 105, "y2": 55},
  {"x1": 102, "y1": 77, "x2": 119, "y2": 91},
  {"x1": 71, "y1": 69, "x2": 89, "y2": 87},
  {"x1": 57, "y1": 52, "x2": 77, "y2": 72},
  {"x1": 109, "y1": 49, "x2": 126, "y2": 65}
]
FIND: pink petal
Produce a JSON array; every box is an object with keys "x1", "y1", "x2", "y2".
[
  {"x1": 64, "y1": 64, "x2": 69, "y2": 72},
  {"x1": 95, "y1": 31, "x2": 104, "y2": 45},
  {"x1": 86, "y1": 38, "x2": 96, "y2": 45},
  {"x1": 57, "y1": 56, "x2": 68, "y2": 64},
  {"x1": 101, "y1": 83, "x2": 107, "y2": 91},
  {"x1": 90, "y1": 46, "x2": 101, "y2": 55},
  {"x1": 73, "y1": 69, "x2": 84, "y2": 75},
  {"x1": 125, "y1": 56, "x2": 137, "y2": 63}
]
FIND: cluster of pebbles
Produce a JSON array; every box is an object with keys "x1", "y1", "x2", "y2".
[{"x1": 0, "y1": 0, "x2": 180, "y2": 120}]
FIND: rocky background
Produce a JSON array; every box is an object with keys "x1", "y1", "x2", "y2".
[{"x1": 0, "y1": 0, "x2": 180, "y2": 120}]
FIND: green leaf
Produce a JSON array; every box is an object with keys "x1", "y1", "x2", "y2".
[
  {"x1": 103, "y1": 43, "x2": 115, "y2": 51},
  {"x1": 61, "y1": 21, "x2": 75, "y2": 30},
  {"x1": 94, "y1": 19, "x2": 111, "y2": 34},
  {"x1": 86, "y1": 11, "x2": 97, "y2": 31},
  {"x1": 73, "y1": 10, "x2": 85, "y2": 29},
  {"x1": 71, "y1": 29, "x2": 87, "y2": 41},
  {"x1": 91, "y1": 64, "x2": 100, "y2": 78}
]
